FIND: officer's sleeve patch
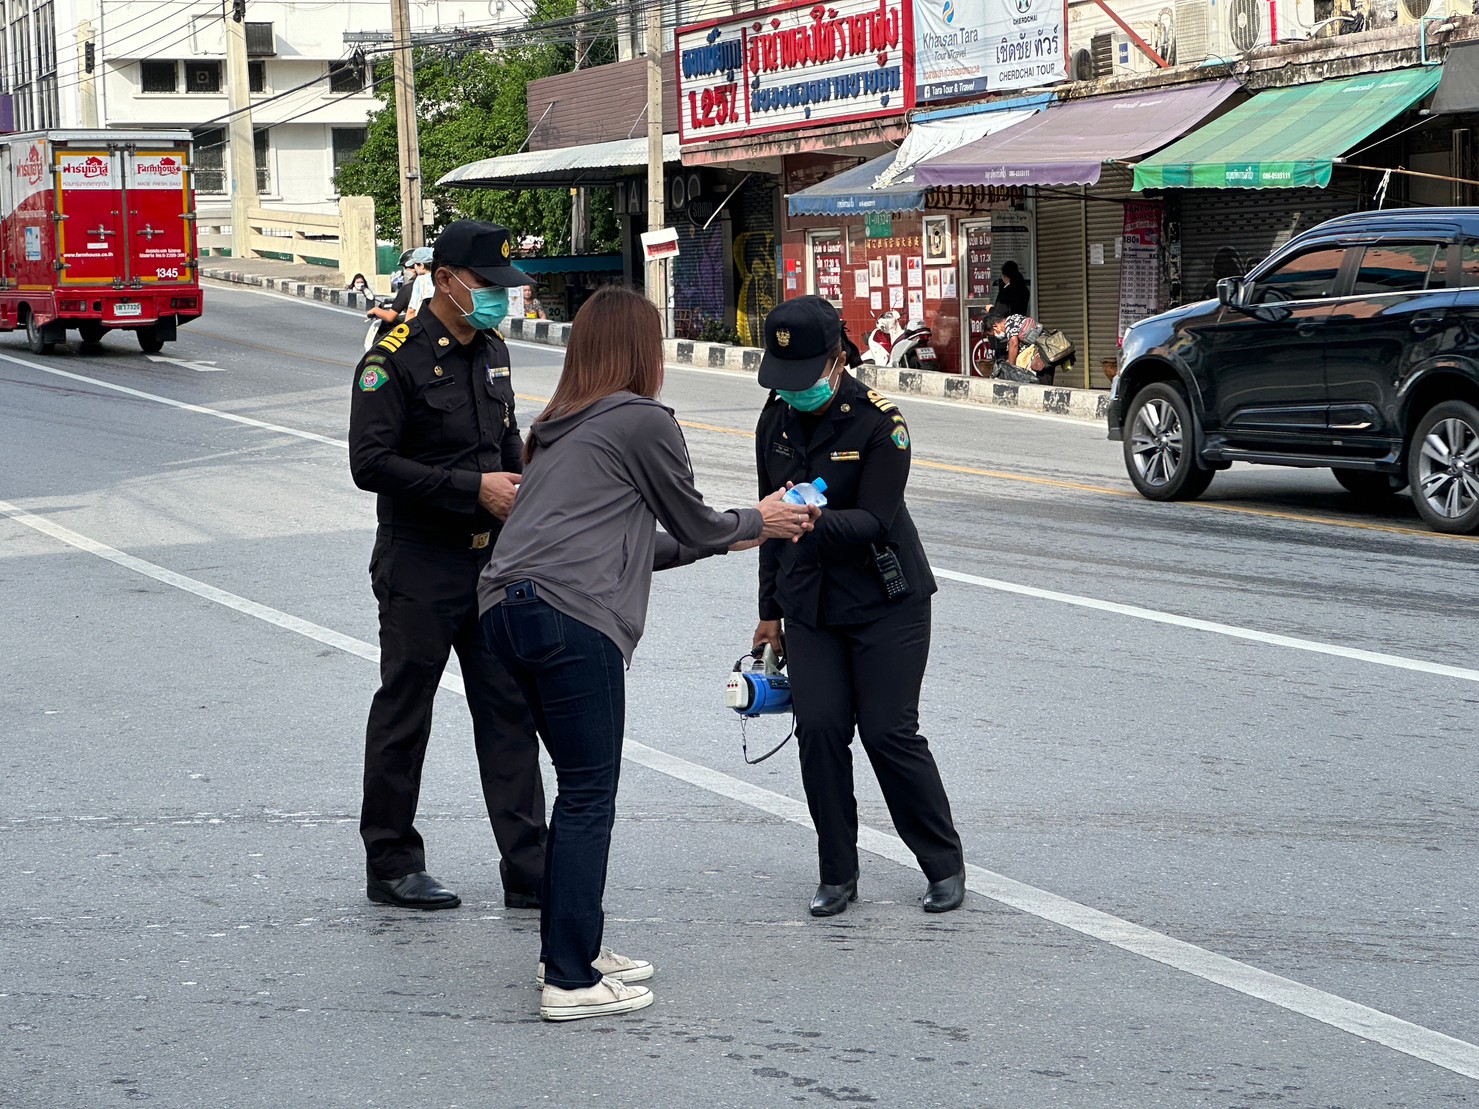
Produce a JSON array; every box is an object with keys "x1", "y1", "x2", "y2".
[
  {"x1": 358, "y1": 365, "x2": 388, "y2": 392},
  {"x1": 890, "y1": 424, "x2": 910, "y2": 450},
  {"x1": 867, "y1": 389, "x2": 898, "y2": 414},
  {"x1": 376, "y1": 323, "x2": 411, "y2": 354}
]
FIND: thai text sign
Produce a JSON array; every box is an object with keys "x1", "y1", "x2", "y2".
[
  {"x1": 914, "y1": 0, "x2": 1066, "y2": 104},
  {"x1": 676, "y1": 0, "x2": 913, "y2": 146}
]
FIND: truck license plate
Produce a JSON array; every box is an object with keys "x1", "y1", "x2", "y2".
[{"x1": 114, "y1": 302, "x2": 142, "y2": 317}]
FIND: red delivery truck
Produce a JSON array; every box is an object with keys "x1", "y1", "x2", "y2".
[{"x1": 0, "y1": 130, "x2": 203, "y2": 354}]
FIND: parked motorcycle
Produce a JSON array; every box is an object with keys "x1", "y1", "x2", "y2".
[
  {"x1": 363, "y1": 297, "x2": 402, "y2": 353},
  {"x1": 860, "y1": 310, "x2": 938, "y2": 372}
]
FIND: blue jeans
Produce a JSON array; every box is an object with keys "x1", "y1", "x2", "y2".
[{"x1": 482, "y1": 583, "x2": 625, "y2": 990}]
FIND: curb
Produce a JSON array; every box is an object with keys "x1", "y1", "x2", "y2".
[{"x1": 202, "y1": 268, "x2": 1110, "y2": 423}]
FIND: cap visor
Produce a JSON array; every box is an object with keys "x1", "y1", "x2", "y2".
[
  {"x1": 757, "y1": 350, "x2": 830, "y2": 391},
  {"x1": 466, "y1": 262, "x2": 528, "y2": 288}
]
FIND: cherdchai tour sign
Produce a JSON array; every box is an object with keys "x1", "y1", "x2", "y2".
[
  {"x1": 676, "y1": 0, "x2": 914, "y2": 146},
  {"x1": 914, "y1": 0, "x2": 1067, "y2": 104}
]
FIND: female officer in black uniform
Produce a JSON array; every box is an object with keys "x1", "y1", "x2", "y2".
[{"x1": 752, "y1": 296, "x2": 966, "y2": 917}]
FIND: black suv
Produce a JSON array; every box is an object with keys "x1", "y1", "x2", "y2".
[{"x1": 1108, "y1": 209, "x2": 1479, "y2": 533}]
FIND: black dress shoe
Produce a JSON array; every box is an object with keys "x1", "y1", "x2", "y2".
[
  {"x1": 809, "y1": 876, "x2": 859, "y2": 917},
  {"x1": 367, "y1": 871, "x2": 461, "y2": 910},
  {"x1": 503, "y1": 889, "x2": 541, "y2": 910},
  {"x1": 922, "y1": 870, "x2": 966, "y2": 913}
]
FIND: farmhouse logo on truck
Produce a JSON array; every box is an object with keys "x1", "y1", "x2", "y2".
[
  {"x1": 63, "y1": 155, "x2": 110, "y2": 180},
  {"x1": 129, "y1": 153, "x2": 187, "y2": 190},
  {"x1": 58, "y1": 152, "x2": 116, "y2": 189},
  {"x1": 17, "y1": 144, "x2": 43, "y2": 186}
]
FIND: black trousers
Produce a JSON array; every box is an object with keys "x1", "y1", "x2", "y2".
[
  {"x1": 361, "y1": 532, "x2": 546, "y2": 889},
  {"x1": 786, "y1": 599, "x2": 963, "y2": 886}
]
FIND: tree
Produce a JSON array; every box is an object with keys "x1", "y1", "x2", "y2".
[{"x1": 336, "y1": 1, "x2": 615, "y2": 253}]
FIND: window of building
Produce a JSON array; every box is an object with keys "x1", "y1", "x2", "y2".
[
  {"x1": 193, "y1": 127, "x2": 225, "y2": 194},
  {"x1": 331, "y1": 127, "x2": 367, "y2": 175},
  {"x1": 327, "y1": 60, "x2": 364, "y2": 94},
  {"x1": 255, "y1": 128, "x2": 270, "y2": 193},
  {"x1": 184, "y1": 59, "x2": 221, "y2": 94},
  {"x1": 249, "y1": 60, "x2": 265, "y2": 93},
  {"x1": 1351, "y1": 243, "x2": 1438, "y2": 295},
  {"x1": 141, "y1": 60, "x2": 176, "y2": 93},
  {"x1": 1254, "y1": 247, "x2": 1349, "y2": 304}
]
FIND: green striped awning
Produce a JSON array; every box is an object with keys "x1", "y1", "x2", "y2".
[{"x1": 1133, "y1": 68, "x2": 1443, "y2": 191}]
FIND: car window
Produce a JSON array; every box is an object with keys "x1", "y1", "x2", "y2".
[
  {"x1": 1462, "y1": 242, "x2": 1479, "y2": 287},
  {"x1": 1350, "y1": 243, "x2": 1438, "y2": 294},
  {"x1": 1430, "y1": 245, "x2": 1452, "y2": 289},
  {"x1": 1254, "y1": 247, "x2": 1348, "y2": 303}
]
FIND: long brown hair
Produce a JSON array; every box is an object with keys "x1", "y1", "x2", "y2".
[{"x1": 525, "y1": 286, "x2": 663, "y2": 463}]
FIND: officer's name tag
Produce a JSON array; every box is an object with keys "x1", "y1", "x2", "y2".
[
  {"x1": 487, "y1": 367, "x2": 511, "y2": 382},
  {"x1": 771, "y1": 443, "x2": 795, "y2": 458},
  {"x1": 829, "y1": 451, "x2": 861, "y2": 462}
]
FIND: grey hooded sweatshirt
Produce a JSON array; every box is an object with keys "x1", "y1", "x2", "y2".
[{"x1": 476, "y1": 392, "x2": 763, "y2": 662}]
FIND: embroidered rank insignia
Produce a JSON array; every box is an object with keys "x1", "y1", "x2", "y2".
[
  {"x1": 491, "y1": 327, "x2": 505, "y2": 341},
  {"x1": 830, "y1": 450, "x2": 861, "y2": 462},
  {"x1": 376, "y1": 323, "x2": 411, "y2": 353},
  {"x1": 358, "y1": 366, "x2": 388, "y2": 392},
  {"x1": 891, "y1": 425, "x2": 910, "y2": 450},
  {"x1": 867, "y1": 389, "x2": 897, "y2": 414}
]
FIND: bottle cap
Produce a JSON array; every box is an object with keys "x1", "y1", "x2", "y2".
[{"x1": 812, "y1": 477, "x2": 827, "y2": 493}]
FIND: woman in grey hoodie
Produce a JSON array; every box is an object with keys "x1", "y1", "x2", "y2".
[{"x1": 478, "y1": 287, "x2": 813, "y2": 1022}]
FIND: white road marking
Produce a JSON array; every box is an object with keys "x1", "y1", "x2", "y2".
[
  {"x1": 145, "y1": 353, "x2": 223, "y2": 373},
  {"x1": 4, "y1": 351, "x2": 1473, "y2": 686},
  {"x1": 4, "y1": 495, "x2": 1479, "y2": 1081},
  {"x1": 199, "y1": 282, "x2": 1096, "y2": 425},
  {"x1": 934, "y1": 567, "x2": 1479, "y2": 685}
]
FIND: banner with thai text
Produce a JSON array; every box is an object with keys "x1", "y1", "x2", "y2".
[
  {"x1": 914, "y1": 0, "x2": 1066, "y2": 104},
  {"x1": 676, "y1": 0, "x2": 913, "y2": 146}
]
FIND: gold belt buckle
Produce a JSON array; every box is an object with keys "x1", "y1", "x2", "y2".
[{"x1": 470, "y1": 532, "x2": 491, "y2": 550}]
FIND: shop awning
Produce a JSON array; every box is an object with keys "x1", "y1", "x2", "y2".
[
  {"x1": 1134, "y1": 68, "x2": 1443, "y2": 190},
  {"x1": 515, "y1": 253, "x2": 623, "y2": 276},
  {"x1": 914, "y1": 81, "x2": 1241, "y2": 189},
  {"x1": 787, "y1": 109, "x2": 1038, "y2": 216},
  {"x1": 1432, "y1": 43, "x2": 1479, "y2": 114},
  {"x1": 439, "y1": 134, "x2": 681, "y2": 190}
]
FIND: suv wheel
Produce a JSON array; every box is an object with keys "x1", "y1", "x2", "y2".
[
  {"x1": 1410, "y1": 400, "x2": 1479, "y2": 534},
  {"x1": 1123, "y1": 382, "x2": 1215, "y2": 501},
  {"x1": 1332, "y1": 468, "x2": 1407, "y2": 499}
]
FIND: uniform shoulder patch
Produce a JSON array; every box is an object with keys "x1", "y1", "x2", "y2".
[
  {"x1": 866, "y1": 389, "x2": 898, "y2": 415},
  {"x1": 376, "y1": 323, "x2": 411, "y2": 354},
  {"x1": 358, "y1": 364, "x2": 389, "y2": 392},
  {"x1": 890, "y1": 424, "x2": 910, "y2": 450}
]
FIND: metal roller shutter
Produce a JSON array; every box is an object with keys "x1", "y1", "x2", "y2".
[
  {"x1": 1034, "y1": 190, "x2": 1086, "y2": 385},
  {"x1": 1085, "y1": 167, "x2": 1133, "y2": 390},
  {"x1": 1179, "y1": 186, "x2": 1355, "y2": 304}
]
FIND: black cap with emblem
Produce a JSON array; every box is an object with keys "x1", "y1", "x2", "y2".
[
  {"x1": 757, "y1": 295, "x2": 842, "y2": 390},
  {"x1": 432, "y1": 219, "x2": 526, "y2": 287}
]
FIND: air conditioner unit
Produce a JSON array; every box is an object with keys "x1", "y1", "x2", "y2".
[
  {"x1": 1217, "y1": 0, "x2": 1274, "y2": 55},
  {"x1": 245, "y1": 22, "x2": 277, "y2": 57},
  {"x1": 1176, "y1": 0, "x2": 1209, "y2": 60},
  {"x1": 1396, "y1": 0, "x2": 1445, "y2": 26},
  {"x1": 1070, "y1": 46, "x2": 1096, "y2": 81}
]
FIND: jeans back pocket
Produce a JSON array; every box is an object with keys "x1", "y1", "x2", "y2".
[{"x1": 500, "y1": 597, "x2": 565, "y2": 665}]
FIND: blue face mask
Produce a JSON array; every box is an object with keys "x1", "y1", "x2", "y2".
[
  {"x1": 777, "y1": 363, "x2": 838, "y2": 412},
  {"x1": 453, "y1": 273, "x2": 509, "y2": 330}
]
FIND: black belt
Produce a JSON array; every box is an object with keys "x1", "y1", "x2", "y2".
[{"x1": 383, "y1": 524, "x2": 494, "y2": 551}]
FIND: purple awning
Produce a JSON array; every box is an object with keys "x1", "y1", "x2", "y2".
[{"x1": 914, "y1": 80, "x2": 1242, "y2": 188}]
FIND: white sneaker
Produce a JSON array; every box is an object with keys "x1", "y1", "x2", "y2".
[
  {"x1": 535, "y1": 947, "x2": 655, "y2": 989},
  {"x1": 539, "y1": 976, "x2": 654, "y2": 1022}
]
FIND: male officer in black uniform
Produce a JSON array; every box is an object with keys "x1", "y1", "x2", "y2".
[
  {"x1": 349, "y1": 220, "x2": 546, "y2": 911},
  {"x1": 752, "y1": 295, "x2": 966, "y2": 917}
]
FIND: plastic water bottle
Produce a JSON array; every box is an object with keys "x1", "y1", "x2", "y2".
[{"x1": 782, "y1": 477, "x2": 828, "y2": 508}]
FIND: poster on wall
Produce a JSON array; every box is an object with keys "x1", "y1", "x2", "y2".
[
  {"x1": 871, "y1": 291, "x2": 883, "y2": 310},
  {"x1": 1119, "y1": 201, "x2": 1163, "y2": 343},
  {"x1": 868, "y1": 259, "x2": 884, "y2": 286},
  {"x1": 942, "y1": 268, "x2": 957, "y2": 298},
  {"x1": 676, "y1": 0, "x2": 913, "y2": 146},
  {"x1": 914, "y1": 0, "x2": 1067, "y2": 105},
  {"x1": 854, "y1": 269, "x2": 870, "y2": 298},
  {"x1": 925, "y1": 268, "x2": 942, "y2": 300},
  {"x1": 907, "y1": 290, "x2": 925, "y2": 318},
  {"x1": 906, "y1": 257, "x2": 923, "y2": 288},
  {"x1": 889, "y1": 287, "x2": 904, "y2": 309},
  {"x1": 965, "y1": 223, "x2": 993, "y2": 300},
  {"x1": 886, "y1": 255, "x2": 902, "y2": 284},
  {"x1": 990, "y1": 210, "x2": 1034, "y2": 307}
]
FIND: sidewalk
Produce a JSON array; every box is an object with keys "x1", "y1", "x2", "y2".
[{"x1": 200, "y1": 261, "x2": 1112, "y2": 423}]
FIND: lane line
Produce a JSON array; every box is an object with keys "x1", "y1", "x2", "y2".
[
  {"x1": 4, "y1": 495, "x2": 1478, "y2": 1081},
  {"x1": 5, "y1": 351, "x2": 1478, "y2": 681}
]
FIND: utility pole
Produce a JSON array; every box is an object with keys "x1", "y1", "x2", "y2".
[
  {"x1": 390, "y1": 0, "x2": 425, "y2": 248},
  {"x1": 645, "y1": 0, "x2": 665, "y2": 321},
  {"x1": 225, "y1": 0, "x2": 258, "y2": 263}
]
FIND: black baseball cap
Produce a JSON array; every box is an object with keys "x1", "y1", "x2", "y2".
[
  {"x1": 432, "y1": 220, "x2": 526, "y2": 287},
  {"x1": 758, "y1": 296, "x2": 842, "y2": 390}
]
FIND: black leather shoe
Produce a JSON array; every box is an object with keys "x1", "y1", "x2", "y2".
[
  {"x1": 504, "y1": 889, "x2": 541, "y2": 910},
  {"x1": 922, "y1": 870, "x2": 966, "y2": 913},
  {"x1": 809, "y1": 876, "x2": 859, "y2": 917},
  {"x1": 367, "y1": 871, "x2": 461, "y2": 910}
]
